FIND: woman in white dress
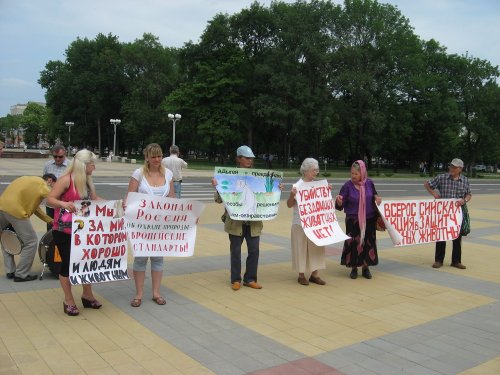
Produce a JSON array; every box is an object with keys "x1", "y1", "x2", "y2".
[
  {"x1": 286, "y1": 158, "x2": 326, "y2": 286},
  {"x1": 125, "y1": 143, "x2": 175, "y2": 307}
]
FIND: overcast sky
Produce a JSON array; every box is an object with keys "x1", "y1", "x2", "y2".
[{"x1": 0, "y1": 0, "x2": 499, "y2": 116}]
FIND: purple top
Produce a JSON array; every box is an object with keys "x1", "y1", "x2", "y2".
[{"x1": 336, "y1": 179, "x2": 378, "y2": 219}]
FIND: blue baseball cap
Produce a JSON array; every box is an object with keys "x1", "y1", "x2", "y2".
[{"x1": 236, "y1": 145, "x2": 255, "y2": 158}]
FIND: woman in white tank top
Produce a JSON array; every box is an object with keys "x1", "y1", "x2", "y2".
[{"x1": 125, "y1": 143, "x2": 175, "y2": 307}]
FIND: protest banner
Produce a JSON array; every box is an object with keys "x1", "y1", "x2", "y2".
[
  {"x1": 295, "y1": 179, "x2": 349, "y2": 246},
  {"x1": 214, "y1": 166, "x2": 283, "y2": 221},
  {"x1": 378, "y1": 198, "x2": 463, "y2": 246},
  {"x1": 70, "y1": 200, "x2": 129, "y2": 285},
  {"x1": 125, "y1": 192, "x2": 205, "y2": 257}
]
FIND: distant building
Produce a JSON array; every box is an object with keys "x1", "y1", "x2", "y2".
[{"x1": 10, "y1": 102, "x2": 46, "y2": 116}]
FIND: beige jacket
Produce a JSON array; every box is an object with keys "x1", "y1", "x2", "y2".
[{"x1": 214, "y1": 192, "x2": 263, "y2": 237}]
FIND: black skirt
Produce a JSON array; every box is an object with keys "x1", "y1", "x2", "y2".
[{"x1": 340, "y1": 215, "x2": 378, "y2": 267}]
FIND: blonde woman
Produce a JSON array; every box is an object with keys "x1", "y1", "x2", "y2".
[
  {"x1": 126, "y1": 143, "x2": 175, "y2": 307},
  {"x1": 47, "y1": 149, "x2": 102, "y2": 316},
  {"x1": 287, "y1": 158, "x2": 326, "y2": 286}
]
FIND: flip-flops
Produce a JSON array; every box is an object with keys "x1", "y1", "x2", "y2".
[{"x1": 130, "y1": 298, "x2": 142, "y2": 307}]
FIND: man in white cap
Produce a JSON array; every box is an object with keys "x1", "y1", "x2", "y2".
[
  {"x1": 213, "y1": 145, "x2": 264, "y2": 291},
  {"x1": 424, "y1": 158, "x2": 471, "y2": 269}
]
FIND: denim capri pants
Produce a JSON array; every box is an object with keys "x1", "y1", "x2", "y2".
[{"x1": 133, "y1": 256, "x2": 164, "y2": 272}]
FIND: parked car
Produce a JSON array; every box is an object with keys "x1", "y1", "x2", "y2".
[
  {"x1": 473, "y1": 164, "x2": 487, "y2": 172},
  {"x1": 486, "y1": 165, "x2": 494, "y2": 173}
]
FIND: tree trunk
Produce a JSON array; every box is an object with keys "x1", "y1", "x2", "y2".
[{"x1": 97, "y1": 118, "x2": 102, "y2": 156}]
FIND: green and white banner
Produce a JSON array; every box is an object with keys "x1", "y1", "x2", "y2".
[{"x1": 214, "y1": 167, "x2": 283, "y2": 221}]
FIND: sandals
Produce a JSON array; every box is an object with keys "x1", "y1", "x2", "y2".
[
  {"x1": 152, "y1": 296, "x2": 166, "y2": 305},
  {"x1": 63, "y1": 302, "x2": 79, "y2": 316},
  {"x1": 130, "y1": 296, "x2": 166, "y2": 307},
  {"x1": 130, "y1": 298, "x2": 142, "y2": 307},
  {"x1": 81, "y1": 297, "x2": 102, "y2": 309}
]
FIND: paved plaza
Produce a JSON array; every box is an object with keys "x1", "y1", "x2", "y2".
[{"x1": 1, "y1": 158, "x2": 500, "y2": 374}]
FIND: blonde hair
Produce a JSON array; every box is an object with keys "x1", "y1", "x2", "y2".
[
  {"x1": 64, "y1": 149, "x2": 97, "y2": 198},
  {"x1": 143, "y1": 143, "x2": 164, "y2": 176}
]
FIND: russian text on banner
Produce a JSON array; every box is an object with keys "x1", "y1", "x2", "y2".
[
  {"x1": 377, "y1": 198, "x2": 463, "y2": 246},
  {"x1": 125, "y1": 192, "x2": 205, "y2": 257},
  {"x1": 214, "y1": 166, "x2": 283, "y2": 221},
  {"x1": 70, "y1": 200, "x2": 129, "y2": 285},
  {"x1": 295, "y1": 179, "x2": 349, "y2": 246}
]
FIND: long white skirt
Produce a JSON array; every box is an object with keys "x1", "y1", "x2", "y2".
[{"x1": 290, "y1": 224, "x2": 325, "y2": 275}]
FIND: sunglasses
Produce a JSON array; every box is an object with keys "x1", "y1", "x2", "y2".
[{"x1": 53, "y1": 155, "x2": 64, "y2": 159}]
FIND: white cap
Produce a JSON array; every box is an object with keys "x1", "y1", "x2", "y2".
[
  {"x1": 450, "y1": 158, "x2": 464, "y2": 168},
  {"x1": 236, "y1": 145, "x2": 255, "y2": 158}
]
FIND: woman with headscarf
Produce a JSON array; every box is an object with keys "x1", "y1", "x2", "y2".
[{"x1": 335, "y1": 160, "x2": 382, "y2": 279}]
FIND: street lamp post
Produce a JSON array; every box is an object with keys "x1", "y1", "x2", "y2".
[
  {"x1": 110, "y1": 119, "x2": 121, "y2": 156},
  {"x1": 168, "y1": 113, "x2": 181, "y2": 146},
  {"x1": 65, "y1": 121, "x2": 74, "y2": 150}
]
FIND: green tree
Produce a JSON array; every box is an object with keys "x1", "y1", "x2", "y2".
[
  {"x1": 20, "y1": 103, "x2": 48, "y2": 146},
  {"x1": 164, "y1": 14, "x2": 247, "y2": 162},
  {"x1": 0, "y1": 114, "x2": 21, "y2": 146},
  {"x1": 329, "y1": 0, "x2": 421, "y2": 164},
  {"x1": 121, "y1": 33, "x2": 179, "y2": 153},
  {"x1": 449, "y1": 53, "x2": 500, "y2": 170},
  {"x1": 39, "y1": 33, "x2": 125, "y2": 154}
]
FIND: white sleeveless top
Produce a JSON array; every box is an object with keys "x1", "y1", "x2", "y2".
[{"x1": 131, "y1": 168, "x2": 173, "y2": 197}]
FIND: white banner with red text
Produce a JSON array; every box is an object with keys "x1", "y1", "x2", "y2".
[
  {"x1": 125, "y1": 192, "x2": 205, "y2": 257},
  {"x1": 294, "y1": 179, "x2": 349, "y2": 246},
  {"x1": 69, "y1": 200, "x2": 129, "y2": 285},
  {"x1": 377, "y1": 198, "x2": 463, "y2": 246}
]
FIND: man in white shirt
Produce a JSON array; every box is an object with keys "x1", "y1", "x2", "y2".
[{"x1": 161, "y1": 145, "x2": 188, "y2": 198}]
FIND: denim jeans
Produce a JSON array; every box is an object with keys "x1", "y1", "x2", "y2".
[
  {"x1": 173, "y1": 181, "x2": 182, "y2": 198},
  {"x1": 229, "y1": 225, "x2": 260, "y2": 283}
]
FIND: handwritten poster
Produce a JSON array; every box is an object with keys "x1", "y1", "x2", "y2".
[
  {"x1": 70, "y1": 200, "x2": 129, "y2": 285},
  {"x1": 295, "y1": 180, "x2": 349, "y2": 246},
  {"x1": 125, "y1": 192, "x2": 205, "y2": 257},
  {"x1": 214, "y1": 167, "x2": 283, "y2": 221},
  {"x1": 378, "y1": 199, "x2": 463, "y2": 246}
]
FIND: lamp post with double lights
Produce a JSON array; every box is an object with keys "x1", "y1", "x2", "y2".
[
  {"x1": 65, "y1": 121, "x2": 74, "y2": 151},
  {"x1": 110, "y1": 119, "x2": 121, "y2": 156},
  {"x1": 168, "y1": 113, "x2": 181, "y2": 146}
]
